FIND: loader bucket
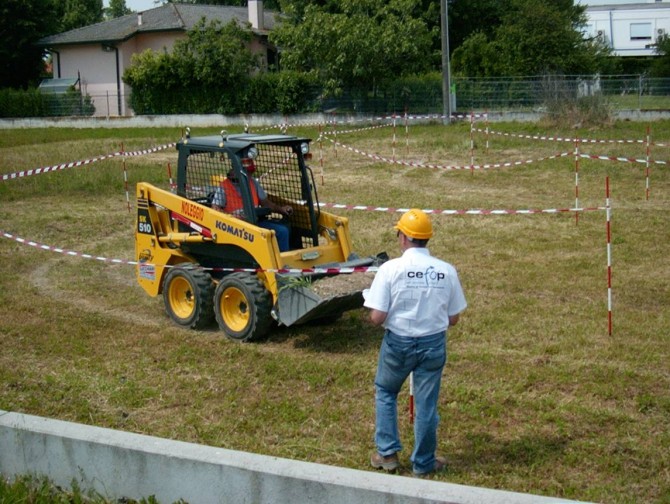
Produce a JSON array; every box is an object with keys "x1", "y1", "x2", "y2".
[{"x1": 277, "y1": 273, "x2": 372, "y2": 326}]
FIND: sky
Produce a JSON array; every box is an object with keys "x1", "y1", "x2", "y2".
[{"x1": 103, "y1": 0, "x2": 162, "y2": 12}]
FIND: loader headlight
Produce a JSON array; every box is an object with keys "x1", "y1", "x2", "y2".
[
  {"x1": 248, "y1": 147, "x2": 259, "y2": 159},
  {"x1": 300, "y1": 142, "x2": 312, "y2": 160}
]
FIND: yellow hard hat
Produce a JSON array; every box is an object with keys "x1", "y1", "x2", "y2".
[{"x1": 394, "y1": 209, "x2": 433, "y2": 240}]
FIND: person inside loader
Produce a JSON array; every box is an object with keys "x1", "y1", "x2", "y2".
[{"x1": 211, "y1": 162, "x2": 293, "y2": 252}]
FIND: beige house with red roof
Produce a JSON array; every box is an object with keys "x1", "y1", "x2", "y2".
[{"x1": 36, "y1": 1, "x2": 277, "y2": 117}]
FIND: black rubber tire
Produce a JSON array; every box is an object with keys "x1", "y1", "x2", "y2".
[
  {"x1": 214, "y1": 272, "x2": 273, "y2": 342},
  {"x1": 162, "y1": 264, "x2": 215, "y2": 330}
]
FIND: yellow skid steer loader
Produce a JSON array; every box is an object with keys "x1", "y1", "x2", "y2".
[{"x1": 135, "y1": 131, "x2": 386, "y2": 341}]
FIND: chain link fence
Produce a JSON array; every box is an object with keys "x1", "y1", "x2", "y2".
[
  {"x1": 313, "y1": 75, "x2": 670, "y2": 115},
  {"x1": 4, "y1": 74, "x2": 670, "y2": 118},
  {"x1": 453, "y1": 75, "x2": 670, "y2": 113}
]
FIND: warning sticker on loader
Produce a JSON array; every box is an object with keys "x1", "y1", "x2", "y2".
[{"x1": 139, "y1": 262, "x2": 156, "y2": 281}]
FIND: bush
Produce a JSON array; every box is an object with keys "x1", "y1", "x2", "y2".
[
  {"x1": 541, "y1": 75, "x2": 612, "y2": 126},
  {"x1": 128, "y1": 70, "x2": 322, "y2": 115},
  {"x1": 0, "y1": 88, "x2": 43, "y2": 117},
  {"x1": 0, "y1": 87, "x2": 95, "y2": 118}
]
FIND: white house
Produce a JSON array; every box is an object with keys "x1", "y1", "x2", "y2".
[
  {"x1": 578, "y1": 1, "x2": 670, "y2": 56},
  {"x1": 37, "y1": 1, "x2": 277, "y2": 117}
]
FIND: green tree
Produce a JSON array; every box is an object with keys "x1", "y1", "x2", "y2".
[
  {"x1": 0, "y1": 0, "x2": 56, "y2": 88},
  {"x1": 651, "y1": 34, "x2": 670, "y2": 77},
  {"x1": 447, "y1": 0, "x2": 508, "y2": 54},
  {"x1": 270, "y1": 0, "x2": 433, "y2": 93},
  {"x1": 56, "y1": 0, "x2": 104, "y2": 32},
  {"x1": 105, "y1": 0, "x2": 132, "y2": 19},
  {"x1": 123, "y1": 18, "x2": 257, "y2": 113},
  {"x1": 171, "y1": 18, "x2": 256, "y2": 87},
  {"x1": 451, "y1": 0, "x2": 613, "y2": 77}
]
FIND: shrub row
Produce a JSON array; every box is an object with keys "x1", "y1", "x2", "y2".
[
  {"x1": 128, "y1": 71, "x2": 323, "y2": 115},
  {"x1": 0, "y1": 88, "x2": 95, "y2": 118}
]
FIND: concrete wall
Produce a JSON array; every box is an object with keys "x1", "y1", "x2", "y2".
[
  {"x1": 0, "y1": 113, "x2": 331, "y2": 130},
  {"x1": 0, "y1": 410, "x2": 591, "y2": 504}
]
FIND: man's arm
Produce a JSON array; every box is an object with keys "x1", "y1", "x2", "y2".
[
  {"x1": 448, "y1": 313, "x2": 460, "y2": 327},
  {"x1": 369, "y1": 309, "x2": 387, "y2": 326},
  {"x1": 211, "y1": 186, "x2": 225, "y2": 212},
  {"x1": 259, "y1": 196, "x2": 293, "y2": 216}
]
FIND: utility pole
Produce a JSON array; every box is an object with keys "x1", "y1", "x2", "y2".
[{"x1": 441, "y1": 0, "x2": 452, "y2": 124}]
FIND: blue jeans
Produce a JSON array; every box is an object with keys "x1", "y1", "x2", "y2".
[
  {"x1": 259, "y1": 220, "x2": 290, "y2": 252},
  {"x1": 375, "y1": 330, "x2": 447, "y2": 474}
]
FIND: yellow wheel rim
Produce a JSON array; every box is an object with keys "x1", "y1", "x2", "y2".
[
  {"x1": 220, "y1": 286, "x2": 250, "y2": 332},
  {"x1": 168, "y1": 276, "x2": 195, "y2": 320}
]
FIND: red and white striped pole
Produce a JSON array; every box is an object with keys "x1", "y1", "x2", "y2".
[
  {"x1": 409, "y1": 371, "x2": 415, "y2": 424},
  {"x1": 319, "y1": 124, "x2": 324, "y2": 185},
  {"x1": 485, "y1": 111, "x2": 490, "y2": 154},
  {"x1": 123, "y1": 160, "x2": 131, "y2": 213},
  {"x1": 332, "y1": 112, "x2": 337, "y2": 158},
  {"x1": 606, "y1": 176, "x2": 613, "y2": 336},
  {"x1": 167, "y1": 162, "x2": 174, "y2": 192},
  {"x1": 470, "y1": 112, "x2": 475, "y2": 175},
  {"x1": 392, "y1": 114, "x2": 397, "y2": 162},
  {"x1": 405, "y1": 109, "x2": 410, "y2": 157},
  {"x1": 575, "y1": 140, "x2": 581, "y2": 225},
  {"x1": 645, "y1": 124, "x2": 651, "y2": 201}
]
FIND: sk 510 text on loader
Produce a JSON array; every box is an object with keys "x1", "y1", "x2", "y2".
[{"x1": 135, "y1": 130, "x2": 386, "y2": 341}]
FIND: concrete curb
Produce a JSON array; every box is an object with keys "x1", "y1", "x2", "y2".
[{"x1": 0, "y1": 410, "x2": 591, "y2": 504}]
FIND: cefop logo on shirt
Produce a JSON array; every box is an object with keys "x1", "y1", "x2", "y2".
[{"x1": 405, "y1": 266, "x2": 445, "y2": 288}]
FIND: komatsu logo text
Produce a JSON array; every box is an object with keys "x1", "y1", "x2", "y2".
[
  {"x1": 181, "y1": 201, "x2": 204, "y2": 221},
  {"x1": 216, "y1": 221, "x2": 255, "y2": 242}
]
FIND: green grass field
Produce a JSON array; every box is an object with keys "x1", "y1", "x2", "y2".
[{"x1": 1, "y1": 119, "x2": 669, "y2": 503}]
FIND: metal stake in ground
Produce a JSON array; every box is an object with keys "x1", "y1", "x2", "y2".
[
  {"x1": 409, "y1": 371, "x2": 414, "y2": 424},
  {"x1": 606, "y1": 176, "x2": 613, "y2": 336},
  {"x1": 574, "y1": 140, "x2": 580, "y2": 226},
  {"x1": 645, "y1": 124, "x2": 651, "y2": 201}
]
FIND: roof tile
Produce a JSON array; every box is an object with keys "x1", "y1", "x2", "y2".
[{"x1": 37, "y1": 3, "x2": 276, "y2": 46}]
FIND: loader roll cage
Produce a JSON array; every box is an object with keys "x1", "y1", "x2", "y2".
[{"x1": 175, "y1": 134, "x2": 321, "y2": 250}]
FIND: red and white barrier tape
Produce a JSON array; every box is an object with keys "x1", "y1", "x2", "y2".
[
  {"x1": 1, "y1": 231, "x2": 136, "y2": 265},
  {"x1": 473, "y1": 128, "x2": 645, "y2": 145},
  {"x1": 240, "y1": 112, "x2": 481, "y2": 134},
  {"x1": 320, "y1": 123, "x2": 392, "y2": 136},
  {"x1": 1, "y1": 199, "x2": 604, "y2": 272},
  {"x1": 578, "y1": 152, "x2": 667, "y2": 165},
  {"x1": 1, "y1": 143, "x2": 176, "y2": 182},
  {"x1": 0, "y1": 230, "x2": 378, "y2": 273},
  {"x1": 378, "y1": 113, "x2": 486, "y2": 122},
  {"x1": 324, "y1": 136, "x2": 573, "y2": 170},
  {"x1": 318, "y1": 202, "x2": 606, "y2": 215}
]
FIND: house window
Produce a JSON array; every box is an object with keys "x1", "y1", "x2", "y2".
[{"x1": 630, "y1": 22, "x2": 652, "y2": 41}]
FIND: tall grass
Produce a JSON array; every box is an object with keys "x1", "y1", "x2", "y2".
[{"x1": 0, "y1": 121, "x2": 669, "y2": 503}]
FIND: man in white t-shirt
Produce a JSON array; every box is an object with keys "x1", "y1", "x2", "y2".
[{"x1": 363, "y1": 209, "x2": 467, "y2": 476}]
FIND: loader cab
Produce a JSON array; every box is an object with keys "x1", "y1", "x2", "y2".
[{"x1": 175, "y1": 133, "x2": 321, "y2": 250}]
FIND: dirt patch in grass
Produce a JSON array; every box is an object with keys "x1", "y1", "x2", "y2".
[{"x1": 310, "y1": 273, "x2": 375, "y2": 298}]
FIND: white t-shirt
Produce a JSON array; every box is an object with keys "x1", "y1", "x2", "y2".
[{"x1": 363, "y1": 247, "x2": 467, "y2": 337}]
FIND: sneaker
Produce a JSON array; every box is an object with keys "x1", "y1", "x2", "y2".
[
  {"x1": 413, "y1": 455, "x2": 447, "y2": 477},
  {"x1": 370, "y1": 452, "x2": 400, "y2": 471}
]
